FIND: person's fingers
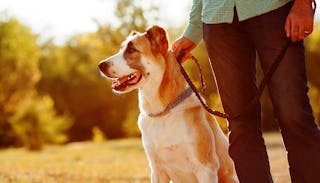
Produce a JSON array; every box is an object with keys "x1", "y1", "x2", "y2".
[
  {"x1": 286, "y1": 0, "x2": 315, "y2": 42},
  {"x1": 303, "y1": 27, "x2": 313, "y2": 39},
  {"x1": 183, "y1": 52, "x2": 193, "y2": 61},
  {"x1": 298, "y1": 27, "x2": 306, "y2": 41},
  {"x1": 171, "y1": 37, "x2": 196, "y2": 62},
  {"x1": 171, "y1": 42, "x2": 178, "y2": 53},
  {"x1": 285, "y1": 16, "x2": 291, "y2": 38},
  {"x1": 291, "y1": 25, "x2": 299, "y2": 42},
  {"x1": 173, "y1": 46, "x2": 182, "y2": 58},
  {"x1": 171, "y1": 39, "x2": 183, "y2": 58},
  {"x1": 290, "y1": 25, "x2": 313, "y2": 42},
  {"x1": 178, "y1": 52, "x2": 193, "y2": 63}
]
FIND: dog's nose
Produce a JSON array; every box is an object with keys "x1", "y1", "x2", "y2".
[{"x1": 98, "y1": 62, "x2": 109, "y2": 72}]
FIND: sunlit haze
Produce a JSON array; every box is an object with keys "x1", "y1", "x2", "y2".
[
  {"x1": 0, "y1": 0, "x2": 319, "y2": 44},
  {"x1": 0, "y1": 0, "x2": 191, "y2": 44}
]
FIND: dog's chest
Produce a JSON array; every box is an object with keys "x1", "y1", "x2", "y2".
[
  {"x1": 138, "y1": 113, "x2": 214, "y2": 182},
  {"x1": 138, "y1": 113, "x2": 193, "y2": 148},
  {"x1": 139, "y1": 115, "x2": 194, "y2": 166}
]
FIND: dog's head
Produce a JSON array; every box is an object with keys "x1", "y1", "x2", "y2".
[{"x1": 98, "y1": 25, "x2": 169, "y2": 93}]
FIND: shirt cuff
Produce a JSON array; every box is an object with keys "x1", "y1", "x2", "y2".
[{"x1": 183, "y1": 23, "x2": 203, "y2": 44}]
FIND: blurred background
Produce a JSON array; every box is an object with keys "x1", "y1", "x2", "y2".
[{"x1": 0, "y1": 0, "x2": 319, "y2": 151}]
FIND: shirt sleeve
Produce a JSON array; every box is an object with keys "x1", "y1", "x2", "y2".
[{"x1": 183, "y1": 0, "x2": 203, "y2": 44}]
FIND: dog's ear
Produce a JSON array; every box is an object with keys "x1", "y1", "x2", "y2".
[
  {"x1": 146, "y1": 25, "x2": 168, "y2": 56},
  {"x1": 130, "y1": 31, "x2": 139, "y2": 36}
]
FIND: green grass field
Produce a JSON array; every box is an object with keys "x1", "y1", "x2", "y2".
[{"x1": 0, "y1": 133, "x2": 290, "y2": 183}]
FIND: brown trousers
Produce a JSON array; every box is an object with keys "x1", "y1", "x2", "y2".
[{"x1": 203, "y1": 2, "x2": 320, "y2": 183}]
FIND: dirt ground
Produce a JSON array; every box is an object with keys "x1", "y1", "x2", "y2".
[
  {"x1": 0, "y1": 133, "x2": 291, "y2": 183},
  {"x1": 265, "y1": 133, "x2": 291, "y2": 183}
]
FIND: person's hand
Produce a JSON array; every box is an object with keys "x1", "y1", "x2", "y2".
[
  {"x1": 285, "y1": 0, "x2": 315, "y2": 42},
  {"x1": 171, "y1": 36, "x2": 196, "y2": 63}
]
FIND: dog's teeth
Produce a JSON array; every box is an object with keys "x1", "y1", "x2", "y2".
[{"x1": 128, "y1": 74, "x2": 135, "y2": 80}]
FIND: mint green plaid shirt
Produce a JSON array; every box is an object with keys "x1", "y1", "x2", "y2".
[{"x1": 183, "y1": 0, "x2": 292, "y2": 43}]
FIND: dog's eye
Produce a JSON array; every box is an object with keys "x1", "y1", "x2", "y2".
[
  {"x1": 127, "y1": 47, "x2": 138, "y2": 54},
  {"x1": 126, "y1": 42, "x2": 139, "y2": 54}
]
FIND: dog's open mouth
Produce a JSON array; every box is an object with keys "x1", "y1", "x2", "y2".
[{"x1": 112, "y1": 72, "x2": 142, "y2": 91}]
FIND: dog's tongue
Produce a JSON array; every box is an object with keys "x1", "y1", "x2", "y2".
[
  {"x1": 111, "y1": 72, "x2": 141, "y2": 89},
  {"x1": 112, "y1": 77, "x2": 127, "y2": 88}
]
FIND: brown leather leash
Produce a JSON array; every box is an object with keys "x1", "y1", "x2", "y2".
[{"x1": 177, "y1": 40, "x2": 291, "y2": 119}]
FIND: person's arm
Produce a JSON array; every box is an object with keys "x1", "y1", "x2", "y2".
[
  {"x1": 285, "y1": 0, "x2": 316, "y2": 42},
  {"x1": 183, "y1": 0, "x2": 203, "y2": 44},
  {"x1": 171, "y1": 0, "x2": 202, "y2": 62}
]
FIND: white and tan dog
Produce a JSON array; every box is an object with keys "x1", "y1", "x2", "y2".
[{"x1": 98, "y1": 25, "x2": 239, "y2": 183}]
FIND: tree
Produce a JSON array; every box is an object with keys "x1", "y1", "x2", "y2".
[
  {"x1": 0, "y1": 18, "x2": 41, "y2": 116},
  {"x1": 38, "y1": 0, "x2": 159, "y2": 140},
  {"x1": 114, "y1": 0, "x2": 158, "y2": 36},
  {"x1": 0, "y1": 17, "x2": 72, "y2": 149},
  {"x1": 305, "y1": 25, "x2": 320, "y2": 87},
  {"x1": 0, "y1": 17, "x2": 41, "y2": 147},
  {"x1": 10, "y1": 94, "x2": 72, "y2": 150},
  {"x1": 305, "y1": 25, "x2": 320, "y2": 125}
]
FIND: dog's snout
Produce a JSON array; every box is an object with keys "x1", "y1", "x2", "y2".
[{"x1": 98, "y1": 61, "x2": 109, "y2": 73}]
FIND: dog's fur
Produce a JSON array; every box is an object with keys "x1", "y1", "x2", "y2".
[{"x1": 99, "y1": 25, "x2": 239, "y2": 183}]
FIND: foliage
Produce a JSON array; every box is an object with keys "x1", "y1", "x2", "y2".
[
  {"x1": 209, "y1": 93, "x2": 228, "y2": 132},
  {"x1": 308, "y1": 83, "x2": 320, "y2": 123},
  {"x1": 114, "y1": 0, "x2": 158, "y2": 36},
  {"x1": 0, "y1": 18, "x2": 41, "y2": 118},
  {"x1": 122, "y1": 108, "x2": 140, "y2": 137},
  {"x1": 305, "y1": 27, "x2": 320, "y2": 87},
  {"x1": 37, "y1": 0, "x2": 155, "y2": 140},
  {"x1": 91, "y1": 126, "x2": 107, "y2": 142},
  {"x1": 0, "y1": 17, "x2": 41, "y2": 147},
  {"x1": 38, "y1": 36, "x2": 129, "y2": 140},
  {"x1": 0, "y1": 17, "x2": 72, "y2": 149},
  {"x1": 10, "y1": 94, "x2": 72, "y2": 150}
]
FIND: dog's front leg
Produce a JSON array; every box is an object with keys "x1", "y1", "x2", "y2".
[
  {"x1": 143, "y1": 145, "x2": 170, "y2": 183},
  {"x1": 194, "y1": 159, "x2": 219, "y2": 183},
  {"x1": 195, "y1": 168, "x2": 218, "y2": 183},
  {"x1": 150, "y1": 166, "x2": 170, "y2": 183}
]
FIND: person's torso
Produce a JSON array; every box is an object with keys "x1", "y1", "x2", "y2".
[{"x1": 201, "y1": 0, "x2": 292, "y2": 23}]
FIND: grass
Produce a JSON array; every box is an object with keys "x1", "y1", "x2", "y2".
[{"x1": 0, "y1": 133, "x2": 290, "y2": 183}]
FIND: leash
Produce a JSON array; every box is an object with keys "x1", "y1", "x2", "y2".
[{"x1": 177, "y1": 40, "x2": 291, "y2": 119}]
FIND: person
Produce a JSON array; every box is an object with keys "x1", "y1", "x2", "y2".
[{"x1": 171, "y1": 0, "x2": 320, "y2": 182}]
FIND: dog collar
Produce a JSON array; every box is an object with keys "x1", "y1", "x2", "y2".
[{"x1": 148, "y1": 87, "x2": 193, "y2": 117}]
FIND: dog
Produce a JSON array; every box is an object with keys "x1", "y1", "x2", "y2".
[{"x1": 98, "y1": 25, "x2": 239, "y2": 183}]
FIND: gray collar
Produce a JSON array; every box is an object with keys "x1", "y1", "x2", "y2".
[{"x1": 148, "y1": 87, "x2": 193, "y2": 117}]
